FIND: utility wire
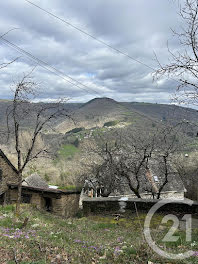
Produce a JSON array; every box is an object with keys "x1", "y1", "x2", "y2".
[
  {"x1": 0, "y1": 37, "x2": 102, "y2": 96},
  {"x1": 25, "y1": 0, "x2": 183, "y2": 88},
  {"x1": 25, "y1": 0, "x2": 156, "y2": 71}
]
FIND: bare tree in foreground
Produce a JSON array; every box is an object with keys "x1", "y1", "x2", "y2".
[
  {"x1": 6, "y1": 71, "x2": 69, "y2": 214},
  {"x1": 87, "y1": 122, "x2": 186, "y2": 199},
  {"x1": 155, "y1": 0, "x2": 198, "y2": 106}
]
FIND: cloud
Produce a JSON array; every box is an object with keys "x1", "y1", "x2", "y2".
[{"x1": 0, "y1": 0, "x2": 181, "y2": 103}]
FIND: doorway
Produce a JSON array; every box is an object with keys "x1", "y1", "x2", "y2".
[{"x1": 44, "y1": 197, "x2": 52, "y2": 212}]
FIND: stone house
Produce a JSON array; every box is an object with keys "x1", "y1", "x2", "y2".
[
  {"x1": 7, "y1": 184, "x2": 80, "y2": 218},
  {"x1": 0, "y1": 149, "x2": 19, "y2": 204},
  {"x1": 0, "y1": 150, "x2": 80, "y2": 217},
  {"x1": 7, "y1": 174, "x2": 80, "y2": 217}
]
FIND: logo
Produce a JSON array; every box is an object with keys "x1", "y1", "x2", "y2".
[{"x1": 143, "y1": 199, "x2": 194, "y2": 260}]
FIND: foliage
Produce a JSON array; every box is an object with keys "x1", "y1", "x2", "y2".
[
  {"x1": 104, "y1": 120, "x2": 119, "y2": 127},
  {"x1": 44, "y1": 172, "x2": 50, "y2": 182},
  {"x1": 66, "y1": 127, "x2": 85, "y2": 134},
  {"x1": 58, "y1": 144, "x2": 80, "y2": 160}
]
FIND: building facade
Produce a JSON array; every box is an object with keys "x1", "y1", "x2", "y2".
[
  {"x1": 0, "y1": 149, "x2": 19, "y2": 204},
  {"x1": 7, "y1": 184, "x2": 80, "y2": 218}
]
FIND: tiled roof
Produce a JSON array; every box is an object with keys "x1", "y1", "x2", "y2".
[{"x1": 7, "y1": 184, "x2": 81, "y2": 195}]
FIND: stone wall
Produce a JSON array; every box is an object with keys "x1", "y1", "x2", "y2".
[
  {"x1": 48, "y1": 193, "x2": 80, "y2": 217},
  {"x1": 63, "y1": 194, "x2": 80, "y2": 218},
  {"x1": 7, "y1": 186, "x2": 80, "y2": 218},
  {"x1": 185, "y1": 186, "x2": 198, "y2": 201},
  {"x1": 0, "y1": 156, "x2": 18, "y2": 195},
  {"x1": 83, "y1": 197, "x2": 198, "y2": 216},
  {"x1": 7, "y1": 188, "x2": 42, "y2": 209},
  {"x1": 117, "y1": 191, "x2": 184, "y2": 200}
]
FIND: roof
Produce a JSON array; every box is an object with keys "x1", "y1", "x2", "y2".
[
  {"x1": 23, "y1": 174, "x2": 49, "y2": 189},
  {"x1": 8, "y1": 184, "x2": 81, "y2": 195},
  {"x1": 0, "y1": 149, "x2": 18, "y2": 174}
]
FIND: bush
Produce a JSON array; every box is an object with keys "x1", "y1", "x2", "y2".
[
  {"x1": 44, "y1": 173, "x2": 50, "y2": 182},
  {"x1": 103, "y1": 120, "x2": 119, "y2": 127},
  {"x1": 73, "y1": 138, "x2": 79, "y2": 147},
  {"x1": 66, "y1": 127, "x2": 85, "y2": 134},
  {"x1": 75, "y1": 209, "x2": 84, "y2": 218}
]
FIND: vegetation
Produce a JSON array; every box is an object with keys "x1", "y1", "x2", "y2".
[
  {"x1": 57, "y1": 144, "x2": 80, "y2": 160},
  {"x1": 66, "y1": 127, "x2": 85, "y2": 134},
  {"x1": 0, "y1": 205, "x2": 198, "y2": 263},
  {"x1": 104, "y1": 120, "x2": 119, "y2": 127},
  {"x1": 86, "y1": 122, "x2": 187, "y2": 199},
  {"x1": 57, "y1": 185, "x2": 82, "y2": 192}
]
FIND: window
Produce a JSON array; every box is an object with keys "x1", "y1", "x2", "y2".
[{"x1": 153, "y1": 175, "x2": 159, "y2": 182}]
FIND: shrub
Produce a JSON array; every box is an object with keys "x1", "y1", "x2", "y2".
[
  {"x1": 66, "y1": 127, "x2": 85, "y2": 134},
  {"x1": 103, "y1": 120, "x2": 119, "y2": 127},
  {"x1": 44, "y1": 173, "x2": 50, "y2": 182}
]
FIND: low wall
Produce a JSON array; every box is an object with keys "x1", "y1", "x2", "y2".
[
  {"x1": 52, "y1": 193, "x2": 80, "y2": 218},
  {"x1": 83, "y1": 197, "x2": 198, "y2": 216}
]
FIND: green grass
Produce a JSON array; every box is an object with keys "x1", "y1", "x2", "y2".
[
  {"x1": 58, "y1": 144, "x2": 80, "y2": 159},
  {"x1": 1, "y1": 205, "x2": 198, "y2": 263},
  {"x1": 57, "y1": 185, "x2": 82, "y2": 191}
]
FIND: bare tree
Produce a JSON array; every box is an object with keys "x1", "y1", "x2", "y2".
[
  {"x1": 155, "y1": 0, "x2": 198, "y2": 106},
  {"x1": 0, "y1": 29, "x2": 19, "y2": 70},
  {"x1": 0, "y1": 59, "x2": 18, "y2": 70},
  {"x1": 87, "y1": 122, "x2": 185, "y2": 199},
  {"x1": 81, "y1": 132, "x2": 122, "y2": 197},
  {"x1": 6, "y1": 70, "x2": 70, "y2": 214},
  {"x1": 117, "y1": 128, "x2": 156, "y2": 198}
]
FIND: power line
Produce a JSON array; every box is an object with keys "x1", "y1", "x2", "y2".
[
  {"x1": 0, "y1": 37, "x2": 102, "y2": 96},
  {"x1": 25, "y1": 0, "x2": 156, "y2": 72},
  {"x1": 24, "y1": 0, "x2": 183, "y2": 88}
]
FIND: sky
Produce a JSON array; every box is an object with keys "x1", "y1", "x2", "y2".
[{"x1": 0, "y1": 0, "x2": 183, "y2": 103}]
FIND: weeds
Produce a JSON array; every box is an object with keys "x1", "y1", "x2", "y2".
[{"x1": 0, "y1": 204, "x2": 198, "y2": 263}]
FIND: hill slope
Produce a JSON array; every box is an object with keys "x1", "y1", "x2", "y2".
[{"x1": 56, "y1": 98, "x2": 155, "y2": 133}]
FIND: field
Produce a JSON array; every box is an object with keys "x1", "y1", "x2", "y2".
[{"x1": 1, "y1": 205, "x2": 198, "y2": 263}]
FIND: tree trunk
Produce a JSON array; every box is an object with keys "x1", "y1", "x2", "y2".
[
  {"x1": 125, "y1": 174, "x2": 142, "y2": 198},
  {"x1": 16, "y1": 172, "x2": 22, "y2": 216}
]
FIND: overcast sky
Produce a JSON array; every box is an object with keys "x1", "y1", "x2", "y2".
[{"x1": 0, "y1": 0, "x2": 183, "y2": 103}]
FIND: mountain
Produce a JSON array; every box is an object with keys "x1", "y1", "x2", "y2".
[
  {"x1": 1, "y1": 97, "x2": 198, "y2": 186},
  {"x1": 0, "y1": 98, "x2": 198, "y2": 134},
  {"x1": 122, "y1": 102, "x2": 198, "y2": 124},
  {"x1": 55, "y1": 97, "x2": 151, "y2": 133}
]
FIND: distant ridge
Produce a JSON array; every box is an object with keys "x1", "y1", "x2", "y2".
[
  {"x1": 81, "y1": 97, "x2": 118, "y2": 107},
  {"x1": 0, "y1": 97, "x2": 198, "y2": 135}
]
